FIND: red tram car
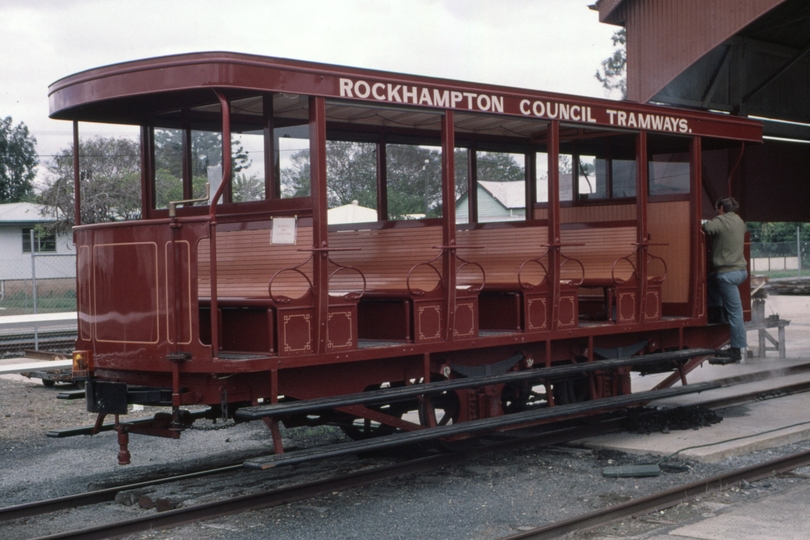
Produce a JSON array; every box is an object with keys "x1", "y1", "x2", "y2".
[{"x1": 48, "y1": 53, "x2": 761, "y2": 464}]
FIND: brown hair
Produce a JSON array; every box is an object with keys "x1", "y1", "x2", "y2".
[{"x1": 716, "y1": 197, "x2": 739, "y2": 213}]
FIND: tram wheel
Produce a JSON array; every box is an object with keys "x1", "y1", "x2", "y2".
[
  {"x1": 339, "y1": 383, "x2": 415, "y2": 441},
  {"x1": 501, "y1": 382, "x2": 531, "y2": 414},
  {"x1": 41, "y1": 379, "x2": 56, "y2": 388},
  {"x1": 552, "y1": 376, "x2": 590, "y2": 405}
]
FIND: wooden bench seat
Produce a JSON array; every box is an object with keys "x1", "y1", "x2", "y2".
[
  {"x1": 197, "y1": 223, "x2": 359, "y2": 356},
  {"x1": 328, "y1": 224, "x2": 481, "y2": 343},
  {"x1": 456, "y1": 224, "x2": 580, "y2": 331},
  {"x1": 561, "y1": 225, "x2": 666, "y2": 323}
]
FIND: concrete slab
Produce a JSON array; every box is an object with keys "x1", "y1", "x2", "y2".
[
  {"x1": 579, "y1": 392, "x2": 810, "y2": 462},
  {"x1": 0, "y1": 359, "x2": 73, "y2": 375},
  {"x1": 661, "y1": 482, "x2": 810, "y2": 540}
]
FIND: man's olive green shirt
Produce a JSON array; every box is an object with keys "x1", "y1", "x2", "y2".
[{"x1": 702, "y1": 212, "x2": 747, "y2": 273}]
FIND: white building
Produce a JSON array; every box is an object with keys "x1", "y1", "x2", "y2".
[{"x1": 0, "y1": 202, "x2": 75, "y2": 281}]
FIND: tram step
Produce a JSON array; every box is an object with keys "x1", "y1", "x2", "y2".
[
  {"x1": 236, "y1": 348, "x2": 714, "y2": 420},
  {"x1": 243, "y1": 381, "x2": 720, "y2": 469}
]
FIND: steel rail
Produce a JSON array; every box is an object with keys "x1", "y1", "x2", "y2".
[
  {"x1": 11, "y1": 370, "x2": 808, "y2": 538},
  {"x1": 27, "y1": 422, "x2": 617, "y2": 540},
  {"x1": 0, "y1": 463, "x2": 242, "y2": 524},
  {"x1": 495, "y1": 448, "x2": 810, "y2": 540}
]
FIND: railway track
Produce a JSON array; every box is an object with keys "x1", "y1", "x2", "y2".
[
  {"x1": 495, "y1": 448, "x2": 810, "y2": 540},
  {"x1": 4, "y1": 364, "x2": 810, "y2": 539}
]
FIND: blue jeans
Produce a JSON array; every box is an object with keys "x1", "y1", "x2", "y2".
[{"x1": 708, "y1": 269, "x2": 748, "y2": 349}]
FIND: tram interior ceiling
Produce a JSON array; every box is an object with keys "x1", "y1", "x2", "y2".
[{"x1": 47, "y1": 52, "x2": 763, "y2": 463}]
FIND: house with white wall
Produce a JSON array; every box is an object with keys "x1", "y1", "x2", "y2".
[{"x1": 0, "y1": 202, "x2": 75, "y2": 281}]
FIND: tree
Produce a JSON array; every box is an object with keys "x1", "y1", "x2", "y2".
[
  {"x1": 39, "y1": 137, "x2": 141, "y2": 233},
  {"x1": 0, "y1": 116, "x2": 38, "y2": 203},
  {"x1": 281, "y1": 142, "x2": 529, "y2": 219},
  {"x1": 595, "y1": 28, "x2": 627, "y2": 99}
]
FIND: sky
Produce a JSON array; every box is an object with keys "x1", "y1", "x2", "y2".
[{"x1": 2, "y1": 0, "x2": 620, "y2": 181}]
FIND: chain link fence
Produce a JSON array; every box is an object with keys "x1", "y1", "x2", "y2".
[
  {"x1": 0, "y1": 251, "x2": 77, "y2": 357},
  {"x1": 751, "y1": 240, "x2": 808, "y2": 277}
]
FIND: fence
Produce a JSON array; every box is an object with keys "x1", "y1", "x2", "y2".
[
  {"x1": 751, "y1": 239, "x2": 808, "y2": 277},
  {"x1": 0, "y1": 251, "x2": 77, "y2": 357}
]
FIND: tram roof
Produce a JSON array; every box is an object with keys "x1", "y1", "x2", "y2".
[{"x1": 49, "y1": 51, "x2": 761, "y2": 143}]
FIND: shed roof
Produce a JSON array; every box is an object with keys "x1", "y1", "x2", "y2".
[
  {"x1": 0, "y1": 203, "x2": 51, "y2": 223},
  {"x1": 478, "y1": 181, "x2": 526, "y2": 210}
]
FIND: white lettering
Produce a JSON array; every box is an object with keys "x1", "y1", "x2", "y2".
[
  {"x1": 679, "y1": 119, "x2": 689, "y2": 133},
  {"x1": 434, "y1": 89, "x2": 450, "y2": 107},
  {"x1": 477, "y1": 94, "x2": 491, "y2": 111},
  {"x1": 533, "y1": 101, "x2": 545, "y2": 117},
  {"x1": 607, "y1": 109, "x2": 618, "y2": 124},
  {"x1": 559, "y1": 103, "x2": 570, "y2": 120},
  {"x1": 570, "y1": 105, "x2": 581, "y2": 121},
  {"x1": 372, "y1": 83, "x2": 386, "y2": 100},
  {"x1": 491, "y1": 95, "x2": 504, "y2": 113},
  {"x1": 463, "y1": 92, "x2": 476, "y2": 108},
  {"x1": 419, "y1": 88, "x2": 433, "y2": 106},
  {"x1": 617, "y1": 111, "x2": 627, "y2": 126},
  {"x1": 451, "y1": 91, "x2": 463, "y2": 107},
  {"x1": 663, "y1": 117, "x2": 673, "y2": 131},
  {"x1": 586, "y1": 107, "x2": 596, "y2": 123},
  {"x1": 402, "y1": 85, "x2": 417, "y2": 104},
  {"x1": 520, "y1": 99, "x2": 531, "y2": 115},
  {"x1": 339, "y1": 78, "x2": 354, "y2": 97},
  {"x1": 355, "y1": 80, "x2": 371, "y2": 98},
  {"x1": 547, "y1": 102, "x2": 559, "y2": 119},
  {"x1": 387, "y1": 84, "x2": 402, "y2": 102},
  {"x1": 627, "y1": 113, "x2": 637, "y2": 128}
]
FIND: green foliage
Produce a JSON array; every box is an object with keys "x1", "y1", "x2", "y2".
[
  {"x1": 595, "y1": 29, "x2": 627, "y2": 99},
  {"x1": 39, "y1": 137, "x2": 141, "y2": 233},
  {"x1": 0, "y1": 116, "x2": 38, "y2": 203},
  {"x1": 280, "y1": 142, "x2": 525, "y2": 219}
]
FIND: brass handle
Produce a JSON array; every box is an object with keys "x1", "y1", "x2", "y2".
[{"x1": 169, "y1": 183, "x2": 211, "y2": 217}]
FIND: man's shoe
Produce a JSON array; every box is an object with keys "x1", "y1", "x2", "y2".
[{"x1": 709, "y1": 347, "x2": 741, "y2": 365}]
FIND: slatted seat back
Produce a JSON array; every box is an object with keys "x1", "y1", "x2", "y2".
[
  {"x1": 560, "y1": 226, "x2": 639, "y2": 284},
  {"x1": 328, "y1": 225, "x2": 444, "y2": 294},
  {"x1": 455, "y1": 226, "x2": 550, "y2": 288},
  {"x1": 198, "y1": 225, "x2": 314, "y2": 300}
]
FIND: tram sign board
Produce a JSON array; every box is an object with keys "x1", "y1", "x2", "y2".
[{"x1": 49, "y1": 52, "x2": 762, "y2": 142}]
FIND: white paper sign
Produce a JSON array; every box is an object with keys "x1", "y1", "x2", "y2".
[{"x1": 271, "y1": 217, "x2": 297, "y2": 245}]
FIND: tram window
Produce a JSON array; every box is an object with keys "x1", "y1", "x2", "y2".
[
  {"x1": 612, "y1": 159, "x2": 637, "y2": 198},
  {"x1": 386, "y1": 144, "x2": 442, "y2": 220},
  {"x1": 648, "y1": 134, "x2": 691, "y2": 196},
  {"x1": 535, "y1": 151, "x2": 549, "y2": 203},
  {"x1": 559, "y1": 153, "x2": 574, "y2": 202},
  {"x1": 475, "y1": 151, "x2": 525, "y2": 222},
  {"x1": 326, "y1": 140, "x2": 377, "y2": 224},
  {"x1": 278, "y1": 124, "x2": 311, "y2": 198},
  {"x1": 191, "y1": 129, "x2": 223, "y2": 203},
  {"x1": 232, "y1": 130, "x2": 265, "y2": 202},
  {"x1": 153, "y1": 128, "x2": 185, "y2": 210},
  {"x1": 454, "y1": 148, "x2": 469, "y2": 224},
  {"x1": 577, "y1": 155, "x2": 604, "y2": 200}
]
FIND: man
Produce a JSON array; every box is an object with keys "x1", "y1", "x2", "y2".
[{"x1": 703, "y1": 197, "x2": 748, "y2": 363}]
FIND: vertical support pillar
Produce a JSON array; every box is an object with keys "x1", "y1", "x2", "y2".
[
  {"x1": 467, "y1": 146, "x2": 478, "y2": 223},
  {"x1": 263, "y1": 94, "x2": 279, "y2": 199},
  {"x1": 547, "y1": 120, "x2": 562, "y2": 330},
  {"x1": 376, "y1": 138, "x2": 388, "y2": 220},
  {"x1": 441, "y1": 111, "x2": 457, "y2": 341},
  {"x1": 309, "y1": 96, "x2": 330, "y2": 354},
  {"x1": 73, "y1": 121, "x2": 81, "y2": 226},
  {"x1": 689, "y1": 136, "x2": 703, "y2": 319},
  {"x1": 636, "y1": 131, "x2": 649, "y2": 322}
]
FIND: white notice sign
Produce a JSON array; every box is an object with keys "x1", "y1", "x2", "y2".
[{"x1": 271, "y1": 217, "x2": 297, "y2": 245}]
